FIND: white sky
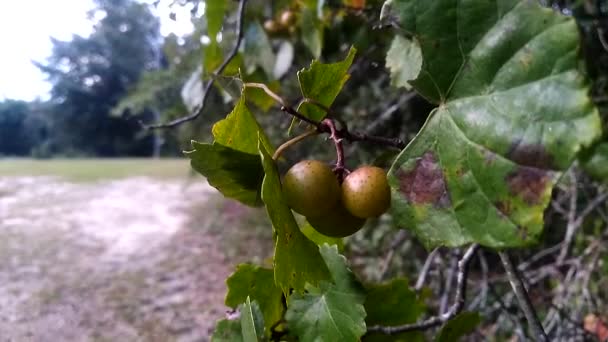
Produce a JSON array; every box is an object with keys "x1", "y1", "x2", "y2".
[{"x1": 0, "y1": 0, "x2": 196, "y2": 101}]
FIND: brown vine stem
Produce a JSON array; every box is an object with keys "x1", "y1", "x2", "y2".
[
  {"x1": 272, "y1": 130, "x2": 319, "y2": 161},
  {"x1": 366, "y1": 244, "x2": 478, "y2": 335},
  {"x1": 144, "y1": 0, "x2": 248, "y2": 129},
  {"x1": 322, "y1": 118, "x2": 348, "y2": 181},
  {"x1": 498, "y1": 251, "x2": 549, "y2": 342},
  {"x1": 242, "y1": 82, "x2": 405, "y2": 149}
]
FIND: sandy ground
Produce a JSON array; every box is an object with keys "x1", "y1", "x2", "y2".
[{"x1": 0, "y1": 176, "x2": 256, "y2": 341}]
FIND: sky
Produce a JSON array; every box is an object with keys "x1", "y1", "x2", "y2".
[{"x1": 0, "y1": 0, "x2": 196, "y2": 101}]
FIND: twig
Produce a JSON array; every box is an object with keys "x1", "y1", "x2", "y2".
[
  {"x1": 440, "y1": 250, "x2": 459, "y2": 314},
  {"x1": 414, "y1": 247, "x2": 440, "y2": 291},
  {"x1": 378, "y1": 230, "x2": 408, "y2": 281},
  {"x1": 475, "y1": 250, "x2": 489, "y2": 309},
  {"x1": 517, "y1": 243, "x2": 562, "y2": 272},
  {"x1": 341, "y1": 130, "x2": 405, "y2": 149},
  {"x1": 244, "y1": 83, "x2": 406, "y2": 149},
  {"x1": 487, "y1": 282, "x2": 527, "y2": 340},
  {"x1": 365, "y1": 94, "x2": 414, "y2": 134},
  {"x1": 598, "y1": 27, "x2": 608, "y2": 52},
  {"x1": 145, "y1": 0, "x2": 248, "y2": 129},
  {"x1": 558, "y1": 191, "x2": 608, "y2": 264},
  {"x1": 498, "y1": 251, "x2": 549, "y2": 342},
  {"x1": 367, "y1": 244, "x2": 478, "y2": 334}
]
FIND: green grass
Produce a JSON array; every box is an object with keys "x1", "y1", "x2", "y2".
[{"x1": 0, "y1": 158, "x2": 193, "y2": 182}]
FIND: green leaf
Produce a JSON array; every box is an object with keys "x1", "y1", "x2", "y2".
[
  {"x1": 387, "y1": 0, "x2": 602, "y2": 248},
  {"x1": 581, "y1": 142, "x2": 608, "y2": 182},
  {"x1": 186, "y1": 95, "x2": 274, "y2": 206},
  {"x1": 365, "y1": 278, "x2": 424, "y2": 326},
  {"x1": 301, "y1": 222, "x2": 344, "y2": 250},
  {"x1": 300, "y1": 8, "x2": 324, "y2": 59},
  {"x1": 241, "y1": 297, "x2": 264, "y2": 342},
  {"x1": 225, "y1": 264, "x2": 284, "y2": 330},
  {"x1": 436, "y1": 312, "x2": 481, "y2": 342},
  {"x1": 212, "y1": 95, "x2": 274, "y2": 155},
  {"x1": 285, "y1": 244, "x2": 367, "y2": 342},
  {"x1": 206, "y1": 0, "x2": 226, "y2": 40},
  {"x1": 212, "y1": 319, "x2": 243, "y2": 342},
  {"x1": 363, "y1": 278, "x2": 425, "y2": 342},
  {"x1": 386, "y1": 35, "x2": 422, "y2": 90},
  {"x1": 186, "y1": 142, "x2": 264, "y2": 207},
  {"x1": 244, "y1": 22, "x2": 276, "y2": 77},
  {"x1": 204, "y1": 41, "x2": 223, "y2": 72},
  {"x1": 297, "y1": 47, "x2": 356, "y2": 121},
  {"x1": 258, "y1": 140, "x2": 330, "y2": 294}
]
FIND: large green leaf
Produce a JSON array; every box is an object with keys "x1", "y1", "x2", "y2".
[
  {"x1": 297, "y1": 47, "x2": 356, "y2": 121},
  {"x1": 364, "y1": 278, "x2": 424, "y2": 325},
  {"x1": 212, "y1": 319, "x2": 243, "y2": 342},
  {"x1": 363, "y1": 278, "x2": 425, "y2": 342},
  {"x1": 435, "y1": 312, "x2": 481, "y2": 342},
  {"x1": 258, "y1": 140, "x2": 330, "y2": 294},
  {"x1": 225, "y1": 264, "x2": 284, "y2": 330},
  {"x1": 285, "y1": 244, "x2": 367, "y2": 342},
  {"x1": 581, "y1": 142, "x2": 608, "y2": 182},
  {"x1": 386, "y1": 0, "x2": 602, "y2": 248},
  {"x1": 186, "y1": 142, "x2": 264, "y2": 206},
  {"x1": 186, "y1": 95, "x2": 273, "y2": 207},
  {"x1": 212, "y1": 95, "x2": 274, "y2": 155},
  {"x1": 241, "y1": 297, "x2": 265, "y2": 342}
]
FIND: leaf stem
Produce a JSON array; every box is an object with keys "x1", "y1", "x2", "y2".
[{"x1": 272, "y1": 130, "x2": 319, "y2": 161}]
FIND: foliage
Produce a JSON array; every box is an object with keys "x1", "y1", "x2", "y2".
[
  {"x1": 34, "y1": 0, "x2": 162, "y2": 156},
  {"x1": 173, "y1": 0, "x2": 608, "y2": 340},
  {"x1": 385, "y1": 0, "x2": 601, "y2": 248},
  {"x1": 435, "y1": 312, "x2": 481, "y2": 342},
  {"x1": 6, "y1": 0, "x2": 607, "y2": 339},
  {"x1": 0, "y1": 100, "x2": 43, "y2": 156}
]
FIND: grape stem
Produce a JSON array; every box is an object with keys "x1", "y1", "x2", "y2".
[
  {"x1": 272, "y1": 129, "x2": 319, "y2": 161},
  {"x1": 323, "y1": 118, "x2": 348, "y2": 182}
]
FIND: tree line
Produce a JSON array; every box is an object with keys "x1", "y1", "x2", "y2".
[{"x1": 0, "y1": 0, "x2": 180, "y2": 157}]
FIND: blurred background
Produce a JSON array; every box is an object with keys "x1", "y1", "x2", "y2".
[{"x1": 0, "y1": 0, "x2": 607, "y2": 340}]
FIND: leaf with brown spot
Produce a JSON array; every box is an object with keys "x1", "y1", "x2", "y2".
[
  {"x1": 396, "y1": 152, "x2": 450, "y2": 208},
  {"x1": 507, "y1": 141, "x2": 555, "y2": 169},
  {"x1": 506, "y1": 167, "x2": 551, "y2": 205},
  {"x1": 387, "y1": 0, "x2": 601, "y2": 248}
]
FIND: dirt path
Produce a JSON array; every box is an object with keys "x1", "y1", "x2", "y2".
[{"x1": 0, "y1": 177, "x2": 244, "y2": 341}]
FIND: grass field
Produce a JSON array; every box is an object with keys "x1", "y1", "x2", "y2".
[
  {"x1": 0, "y1": 157, "x2": 272, "y2": 340},
  {"x1": 0, "y1": 158, "x2": 193, "y2": 181}
]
